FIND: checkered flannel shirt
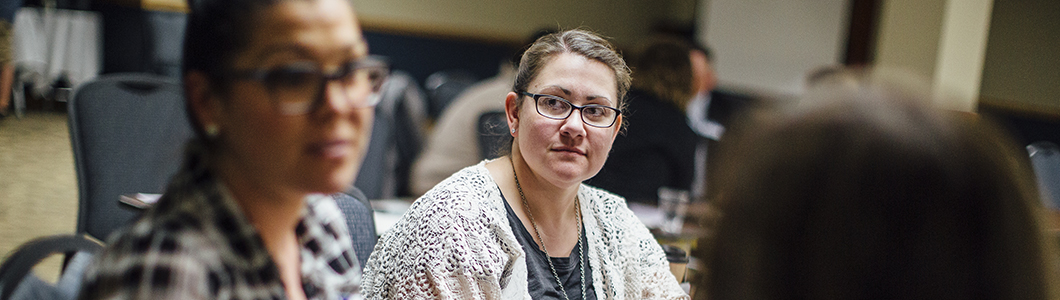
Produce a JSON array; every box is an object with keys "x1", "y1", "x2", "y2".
[{"x1": 79, "y1": 141, "x2": 362, "y2": 300}]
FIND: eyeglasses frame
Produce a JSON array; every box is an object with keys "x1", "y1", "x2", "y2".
[
  {"x1": 520, "y1": 91, "x2": 622, "y2": 128},
  {"x1": 225, "y1": 55, "x2": 390, "y2": 115}
]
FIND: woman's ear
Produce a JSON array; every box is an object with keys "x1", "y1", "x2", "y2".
[
  {"x1": 610, "y1": 114, "x2": 623, "y2": 140},
  {"x1": 184, "y1": 71, "x2": 223, "y2": 136},
  {"x1": 504, "y1": 91, "x2": 519, "y2": 136}
]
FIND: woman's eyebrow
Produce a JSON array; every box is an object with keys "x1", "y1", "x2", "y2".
[
  {"x1": 542, "y1": 85, "x2": 613, "y2": 104},
  {"x1": 252, "y1": 43, "x2": 363, "y2": 63},
  {"x1": 250, "y1": 44, "x2": 313, "y2": 63}
]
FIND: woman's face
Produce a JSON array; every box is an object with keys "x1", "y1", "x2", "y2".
[
  {"x1": 210, "y1": 0, "x2": 372, "y2": 196},
  {"x1": 510, "y1": 53, "x2": 622, "y2": 187}
]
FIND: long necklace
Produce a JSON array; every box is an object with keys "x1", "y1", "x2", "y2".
[{"x1": 511, "y1": 159, "x2": 587, "y2": 300}]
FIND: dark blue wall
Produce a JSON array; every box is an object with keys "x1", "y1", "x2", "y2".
[
  {"x1": 363, "y1": 31, "x2": 517, "y2": 87},
  {"x1": 98, "y1": 6, "x2": 518, "y2": 89}
]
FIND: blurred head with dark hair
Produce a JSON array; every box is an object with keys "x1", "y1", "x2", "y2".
[
  {"x1": 694, "y1": 68, "x2": 1060, "y2": 300},
  {"x1": 183, "y1": 0, "x2": 385, "y2": 200},
  {"x1": 631, "y1": 38, "x2": 695, "y2": 111}
]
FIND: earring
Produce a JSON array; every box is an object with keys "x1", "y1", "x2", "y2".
[
  {"x1": 205, "y1": 124, "x2": 220, "y2": 138},
  {"x1": 511, "y1": 128, "x2": 516, "y2": 133}
]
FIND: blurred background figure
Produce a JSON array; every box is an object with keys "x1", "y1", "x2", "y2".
[
  {"x1": 0, "y1": 0, "x2": 22, "y2": 118},
  {"x1": 692, "y1": 68, "x2": 1060, "y2": 300},
  {"x1": 409, "y1": 28, "x2": 556, "y2": 196},
  {"x1": 590, "y1": 37, "x2": 698, "y2": 205},
  {"x1": 685, "y1": 42, "x2": 753, "y2": 203}
]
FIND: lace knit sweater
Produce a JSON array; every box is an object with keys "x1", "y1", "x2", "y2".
[{"x1": 361, "y1": 162, "x2": 688, "y2": 299}]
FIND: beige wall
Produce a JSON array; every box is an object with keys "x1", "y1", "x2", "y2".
[
  {"x1": 349, "y1": 0, "x2": 675, "y2": 47},
  {"x1": 696, "y1": 0, "x2": 850, "y2": 97},
  {"x1": 874, "y1": 0, "x2": 945, "y2": 81},
  {"x1": 874, "y1": 0, "x2": 994, "y2": 112},
  {"x1": 979, "y1": 0, "x2": 1060, "y2": 110}
]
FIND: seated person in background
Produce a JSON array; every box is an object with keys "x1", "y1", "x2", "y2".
[
  {"x1": 693, "y1": 69, "x2": 1060, "y2": 299},
  {"x1": 79, "y1": 0, "x2": 387, "y2": 298},
  {"x1": 410, "y1": 29, "x2": 555, "y2": 196},
  {"x1": 362, "y1": 29, "x2": 688, "y2": 299},
  {"x1": 590, "y1": 38, "x2": 698, "y2": 205},
  {"x1": 0, "y1": 0, "x2": 21, "y2": 118}
]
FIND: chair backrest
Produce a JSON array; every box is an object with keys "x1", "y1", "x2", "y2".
[
  {"x1": 144, "y1": 11, "x2": 187, "y2": 78},
  {"x1": 424, "y1": 69, "x2": 478, "y2": 120},
  {"x1": 68, "y1": 73, "x2": 193, "y2": 241},
  {"x1": 1029, "y1": 141, "x2": 1060, "y2": 209},
  {"x1": 354, "y1": 71, "x2": 427, "y2": 199},
  {"x1": 332, "y1": 188, "x2": 377, "y2": 272},
  {"x1": 0, "y1": 234, "x2": 103, "y2": 300},
  {"x1": 476, "y1": 111, "x2": 509, "y2": 160}
]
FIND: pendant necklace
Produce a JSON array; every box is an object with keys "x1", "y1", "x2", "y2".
[{"x1": 511, "y1": 159, "x2": 587, "y2": 300}]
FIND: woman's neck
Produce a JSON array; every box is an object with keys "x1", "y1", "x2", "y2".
[
  {"x1": 212, "y1": 157, "x2": 305, "y2": 233},
  {"x1": 212, "y1": 158, "x2": 307, "y2": 299},
  {"x1": 510, "y1": 155, "x2": 580, "y2": 224}
]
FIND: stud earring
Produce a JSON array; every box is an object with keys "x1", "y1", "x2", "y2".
[
  {"x1": 205, "y1": 124, "x2": 220, "y2": 138},
  {"x1": 511, "y1": 128, "x2": 516, "y2": 133}
]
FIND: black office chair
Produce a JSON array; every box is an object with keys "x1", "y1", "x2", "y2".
[
  {"x1": 424, "y1": 69, "x2": 478, "y2": 120},
  {"x1": 476, "y1": 111, "x2": 509, "y2": 160},
  {"x1": 1029, "y1": 141, "x2": 1060, "y2": 209},
  {"x1": 354, "y1": 71, "x2": 428, "y2": 199},
  {"x1": 333, "y1": 187, "x2": 377, "y2": 272},
  {"x1": 0, "y1": 234, "x2": 103, "y2": 300},
  {"x1": 68, "y1": 73, "x2": 193, "y2": 241}
]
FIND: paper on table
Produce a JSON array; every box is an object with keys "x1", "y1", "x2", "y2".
[{"x1": 119, "y1": 193, "x2": 162, "y2": 209}]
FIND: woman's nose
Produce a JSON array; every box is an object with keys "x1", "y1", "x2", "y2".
[{"x1": 560, "y1": 108, "x2": 587, "y2": 137}]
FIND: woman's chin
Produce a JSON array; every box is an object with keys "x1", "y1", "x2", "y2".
[{"x1": 545, "y1": 163, "x2": 596, "y2": 186}]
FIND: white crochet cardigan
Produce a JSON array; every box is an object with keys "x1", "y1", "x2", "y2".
[{"x1": 361, "y1": 162, "x2": 688, "y2": 299}]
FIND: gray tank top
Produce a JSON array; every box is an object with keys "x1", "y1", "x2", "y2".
[{"x1": 502, "y1": 192, "x2": 597, "y2": 300}]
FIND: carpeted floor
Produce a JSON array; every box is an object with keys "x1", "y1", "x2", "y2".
[{"x1": 0, "y1": 112, "x2": 79, "y2": 281}]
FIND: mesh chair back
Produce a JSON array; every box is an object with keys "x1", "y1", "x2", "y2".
[
  {"x1": 355, "y1": 71, "x2": 427, "y2": 199},
  {"x1": 332, "y1": 188, "x2": 377, "y2": 272},
  {"x1": 1029, "y1": 141, "x2": 1060, "y2": 209},
  {"x1": 424, "y1": 69, "x2": 477, "y2": 120},
  {"x1": 68, "y1": 73, "x2": 192, "y2": 240},
  {"x1": 476, "y1": 111, "x2": 509, "y2": 160}
]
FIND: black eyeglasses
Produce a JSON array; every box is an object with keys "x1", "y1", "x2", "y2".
[
  {"x1": 521, "y1": 92, "x2": 621, "y2": 128},
  {"x1": 226, "y1": 56, "x2": 390, "y2": 115}
]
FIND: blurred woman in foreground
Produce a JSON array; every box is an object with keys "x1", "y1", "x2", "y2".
[
  {"x1": 79, "y1": 0, "x2": 387, "y2": 298},
  {"x1": 694, "y1": 69, "x2": 1060, "y2": 300}
]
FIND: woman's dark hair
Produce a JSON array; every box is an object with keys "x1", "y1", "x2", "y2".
[
  {"x1": 181, "y1": 0, "x2": 285, "y2": 139},
  {"x1": 630, "y1": 38, "x2": 695, "y2": 111},
  {"x1": 693, "y1": 69, "x2": 1060, "y2": 299}
]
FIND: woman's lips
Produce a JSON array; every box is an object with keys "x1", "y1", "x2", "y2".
[
  {"x1": 311, "y1": 140, "x2": 351, "y2": 159},
  {"x1": 552, "y1": 146, "x2": 586, "y2": 155}
]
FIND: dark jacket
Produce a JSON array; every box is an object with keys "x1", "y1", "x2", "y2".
[{"x1": 589, "y1": 89, "x2": 697, "y2": 205}]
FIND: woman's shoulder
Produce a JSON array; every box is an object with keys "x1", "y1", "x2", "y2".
[
  {"x1": 579, "y1": 184, "x2": 632, "y2": 214},
  {"x1": 83, "y1": 212, "x2": 225, "y2": 297},
  {"x1": 388, "y1": 162, "x2": 506, "y2": 233},
  {"x1": 579, "y1": 184, "x2": 654, "y2": 237},
  {"x1": 98, "y1": 207, "x2": 223, "y2": 264},
  {"x1": 413, "y1": 162, "x2": 499, "y2": 209}
]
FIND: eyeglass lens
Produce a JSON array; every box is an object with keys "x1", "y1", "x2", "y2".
[
  {"x1": 264, "y1": 59, "x2": 389, "y2": 115},
  {"x1": 533, "y1": 94, "x2": 617, "y2": 128}
]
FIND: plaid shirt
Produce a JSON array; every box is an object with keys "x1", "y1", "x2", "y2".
[{"x1": 79, "y1": 141, "x2": 362, "y2": 300}]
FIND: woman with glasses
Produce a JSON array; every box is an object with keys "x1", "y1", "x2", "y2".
[
  {"x1": 79, "y1": 0, "x2": 387, "y2": 299},
  {"x1": 362, "y1": 29, "x2": 687, "y2": 299}
]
